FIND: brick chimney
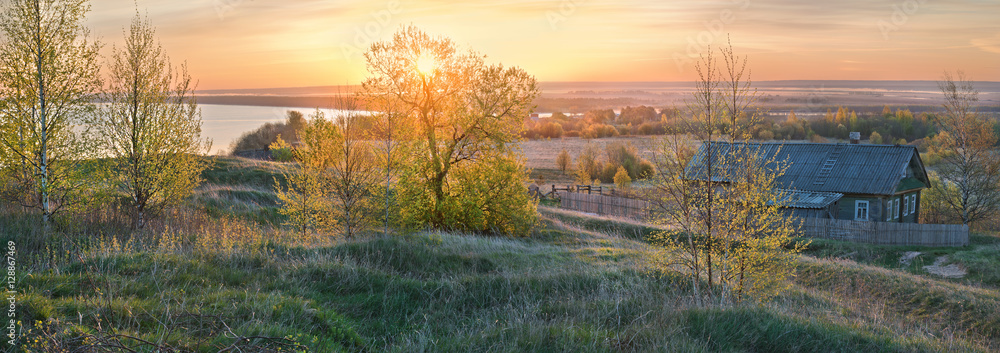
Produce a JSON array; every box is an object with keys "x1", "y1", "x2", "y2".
[{"x1": 849, "y1": 132, "x2": 861, "y2": 144}]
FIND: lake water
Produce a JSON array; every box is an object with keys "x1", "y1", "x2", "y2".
[{"x1": 200, "y1": 104, "x2": 355, "y2": 155}]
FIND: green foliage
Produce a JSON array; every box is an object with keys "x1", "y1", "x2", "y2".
[
  {"x1": 603, "y1": 141, "x2": 655, "y2": 181},
  {"x1": 870, "y1": 130, "x2": 884, "y2": 144},
  {"x1": 363, "y1": 26, "x2": 538, "y2": 236},
  {"x1": 0, "y1": 0, "x2": 103, "y2": 222},
  {"x1": 920, "y1": 171, "x2": 964, "y2": 225},
  {"x1": 399, "y1": 153, "x2": 537, "y2": 236},
  {"x1": 276, "y1": 109, "x2": 380, "y2": 238},
  {"x1": 230, "y1": 110, "x2": 307, "y2": 153},
  {"x1": 269, "y1": 135, "x2": 295, "y2": 162},
  {"x1": 649, "y1": 44, "x2": 803, "y2": 305},
  {"x1": 94, "y1": 14, "x2": 210, "y2": 228}
]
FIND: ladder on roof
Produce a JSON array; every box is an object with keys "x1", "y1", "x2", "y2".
[{"x1": 813, "y1": 144, "x2": 845, "y2": 185}]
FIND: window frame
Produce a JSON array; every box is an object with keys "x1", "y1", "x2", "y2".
[
  {"x1": 910, "y1": 195, "x2": 916, "y2": 216},
  {"x1": 903, "y1": 195, "x2": 909, "y2": 216},
  {"x1": 855, "y1": 200, "x2": 869, "y2": 221}
]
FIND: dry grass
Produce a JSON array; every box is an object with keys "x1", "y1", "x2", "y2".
[{"x1": 4, "y1": 156, "x2": 1000, "y2": 352}]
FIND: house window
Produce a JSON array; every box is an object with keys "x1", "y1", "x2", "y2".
[
  {"x1": 903, "y1": 195, "x2": 909, "y2": 216},
  {"x1": 910, "y1": 195, "x2": 917, "y2": 216},
  {"x1": 894, "y1": 199, "x2": 900, "y2": 219},
  {"x1": 886, "y1": 199, "x2": 892, "y2": 221},
  {"x1": 855, "y1": 200, "x2": 869, "y2": 221}
]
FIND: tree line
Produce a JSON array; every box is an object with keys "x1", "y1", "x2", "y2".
[{"x1": 0, "y1": 2, "x2": 539, "y2": 239}]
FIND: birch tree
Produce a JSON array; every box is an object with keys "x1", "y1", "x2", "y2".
[
  {"x1": 649, "y1": 42, "x2": 801, "y2": 305},
  {"x1": 933, "y1": 71, "x2": 1000, "y2": 225},
  {"x1": 94, "y1": 14, "x2": 209, "y2": 229},
  {"x1": 276, "y1": 107, "x2": 379, "y2": 239},
  {"x1": 0, "y1": 0, "x2": 101, "y2": 224}
]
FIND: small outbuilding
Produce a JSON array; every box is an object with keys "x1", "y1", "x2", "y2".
[{"x1": 685, "y1": 141, "x2": 931, "y2": 223}]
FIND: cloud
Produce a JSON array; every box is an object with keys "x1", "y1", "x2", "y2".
[
  {"x1": 971, "y1": 33, "x2": 1000, "y2": 55},
  {"x1": 81, "y1": 0, "x2": 1000, "y2": 87}
]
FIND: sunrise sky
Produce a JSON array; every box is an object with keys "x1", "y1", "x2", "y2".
[{"x1": 83, "y1": 0, "x2": 1000, "y2": 90}]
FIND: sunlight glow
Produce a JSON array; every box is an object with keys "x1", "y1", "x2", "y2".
[{"x1": 415, "y1": 53, "x2": 437, "y2": 76}]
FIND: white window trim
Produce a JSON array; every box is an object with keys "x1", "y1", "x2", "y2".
[
  {"x1": 855, "y1": 200, "x2": 869, "y2": 221},
  {"x1": 903, "y1": 195, "x2": 909, "y2": 216},
  {"x1": 894, "y1": 199, "x2": 900, "y2": 219},
  {"x1": 887, "y1": 199, "x2": 893, "y2": 221},
  {"x1": 910, "y1": 195, "x2": 916, "y2": 216}
]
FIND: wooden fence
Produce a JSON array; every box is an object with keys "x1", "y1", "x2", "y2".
[
  {"x1": 798, "y1": 218, "x2": 968, "y2": 247},
  {"x1": 559, "y1": 192, "x2": 650, "y2": 220},
  {"x1": 557, "y1": 192, "x2": 968, "y2": 247}
]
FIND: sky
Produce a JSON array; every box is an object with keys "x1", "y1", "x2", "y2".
[{"x1": 83, "y1": 0, "x2": 1000, "y2": 90}]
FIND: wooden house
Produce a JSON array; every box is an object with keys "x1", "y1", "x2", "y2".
[{"x1": 685, "y1": 141, "x2": 931, "y2": 223}]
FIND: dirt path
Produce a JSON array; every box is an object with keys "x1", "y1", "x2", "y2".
[
  {"x1": 899, "y1": 251, "x2": 921, "y2": 266},
  {"x1": 922, "y1": 256, "x2": 967, "y2": 278}
]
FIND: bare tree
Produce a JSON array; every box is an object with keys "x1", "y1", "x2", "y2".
[{"x1": 933, "y1": 71, "x2": 1000, "y2": 225}]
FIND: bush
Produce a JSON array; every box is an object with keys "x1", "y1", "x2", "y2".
[
  {"x1": 229, "y1": 111, "x2": 306, "y2": 154},
  {"x1": 556, "y1": 148, "x2": 572, "y2": 174},
  {"x1": 537, "y1": 121, "x2": 564, "y2": 138},
  {"x1": 268, "y1": 136, "x2": 294, "y2": 162},
  {"x1": 614, "y1": 166, "x2": 631, "y2": 189},
  {"x1": 637, "y1": 122, "x2": 666, "y2": 135},
  {"x1": 869, "y1": 131, "x2": 883, "y2": 144},
  {"x1": 581, "y1": 124, "x2": 619, "y2": 139}
]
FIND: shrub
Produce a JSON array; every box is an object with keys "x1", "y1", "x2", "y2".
[
  {"x1": 637, "y1": 122, "x2": 666, "y2": 135},
  {"x1": 268, "y1": 136, "x2": 294, "y2": 162},
  {"x1": 581, "y1": 124, "x2": 619, "y2": 139},
  {"x1": 229, "y1": 111, "x2": 306, "y2": 153},
  {"x1": 556, "y1": 148, "x2": 572, "y2": 174},
  {"x1": 614, "y1": 166, "x2": 631, "y2": 189},
  {"x1": 869, "y1": 131, "x2": 883, "y2": 144},
  {"x1": 537, "y1": 121, "x2": 564, "y2": 138}
]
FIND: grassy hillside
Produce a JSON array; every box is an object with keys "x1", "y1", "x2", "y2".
[{"x1": 2, "y1": 157, "x2": 999, "y2": 352}]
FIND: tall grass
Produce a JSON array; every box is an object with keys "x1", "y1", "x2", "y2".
[{"x1": 2, "y1": 157, "x2": 998, "y2": 352}]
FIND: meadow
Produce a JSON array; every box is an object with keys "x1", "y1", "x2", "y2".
[{"x1": 3, "y1": 156, "x2": 1000, "y2": 352}]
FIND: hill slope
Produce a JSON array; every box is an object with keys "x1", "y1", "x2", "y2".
[{"x1": 3, "y1": 157, "x2": 999, "y2": 352}]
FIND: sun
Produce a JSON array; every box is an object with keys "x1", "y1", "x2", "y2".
[{"x1": 415, "y1": 53, "x2": 437, "y2": 76}]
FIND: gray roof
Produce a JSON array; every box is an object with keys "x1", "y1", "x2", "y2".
[
  {"x1": 685, "y1": 141, "x2": 930, "y2": 196},
  {"x1": 775, "y1": 189, "x2": 843, "y2": 209}
]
